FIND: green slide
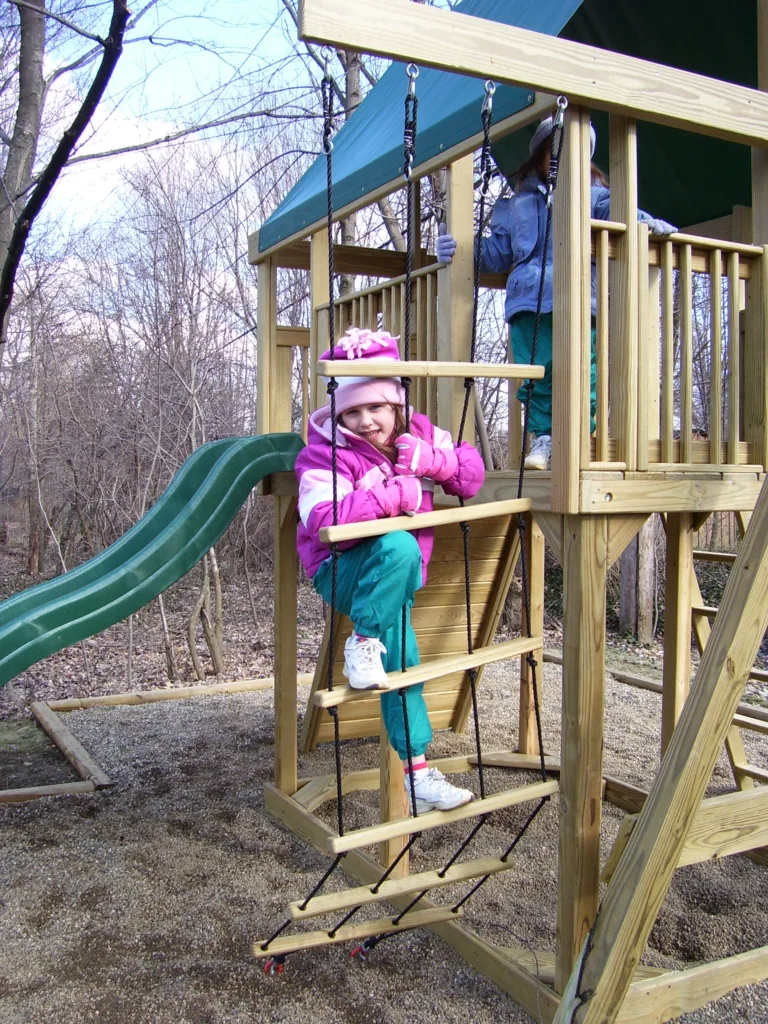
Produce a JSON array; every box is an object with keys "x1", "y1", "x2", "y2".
[{"x1": 0, "y1": 433, "x2": 304, "y2": 688}]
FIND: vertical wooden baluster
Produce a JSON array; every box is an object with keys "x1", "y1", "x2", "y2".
[
  {"x1": 636, "y1": 223, "x2": 650, "y2": 471},
  {"x1": 382, "y1": 287, "x2": 390, "y2": 333},
  {"x1": 301, "y1": 347, "x2": 309, "y2": 442},
  {"x1": 709, "y1": 249, "x2": 723, "y2": 465},
  {"x1": 661, "y1": 241, "x2": 675, "y2": 463},
  {"x1": 596, "y1": 227, "x2": 610, "y2": 462},
  {"x1": 727, "y1": 252, "x2": 741, "y2": 464},
  {"x1": 680, "y1": 244, "x2": 693, "y2": 465}
]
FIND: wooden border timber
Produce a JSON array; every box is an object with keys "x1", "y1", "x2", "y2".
[
  {"x1": 263, "y1": 783, "x2": 561, "y2": 1022},
  {"x1": 48, "y1": 675, "x2": 314, "y2": 711},
  {"x1": 299, "y1": 0, "x2": 768, "y2": 146},
  {"x1": 0, "y1": 780, "x2": 96, "y2": 804},
  {"x1": 30, "y1": 701, "x2": 112, "y2": 789}
]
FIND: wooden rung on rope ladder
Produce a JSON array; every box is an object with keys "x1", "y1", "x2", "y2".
[
  {"x1": 312, "y1": 635, "x2": 543, "y2": 709},
  {"x1": 327, "y1": 779, "x2": 559, "y2": 855},
  {"x1": 316, "y1": 359, "x2": 546, "y2": 380},
  {"x1": 318, "y1": 498, "x2": 532, "y2": 544},
  {"x1": 253, "y1": 906, "x2": 463, "y2": 958},
  {"x1": 289, "y1": 853, "x2": 520, "y2": 921}
]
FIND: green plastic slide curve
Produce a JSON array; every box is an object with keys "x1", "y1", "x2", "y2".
[{"x1": 0, "y1": 433, "x2": 304, "y2": 688}]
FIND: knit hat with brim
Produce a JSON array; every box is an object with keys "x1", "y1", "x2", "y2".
[
  {"x1": 529, "y1": 115, "x2": 596, "y2": 158},
  {"x1": 320, "y1": 328, "x2": 405, "y2": 415}
]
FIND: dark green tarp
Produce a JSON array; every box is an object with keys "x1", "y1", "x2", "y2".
[{"x1": 258, "y1": 0, "x2": 757, "y2": 253}]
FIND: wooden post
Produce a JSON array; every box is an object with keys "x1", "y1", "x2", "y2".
[
  {"x1": 257, "y1": 257, "x2": 277, "y2": 434},
  {"x1": 555, "y1": 514, "x2": 608, "y2": 992},
  {"x1": 437, "y1": 155, "x2": 474, "y2": 438},
  {"x1": 661, "y1": 512, "x2": 694, "y2": 754},
  {"x1": 744, "y1": 246, "x2": 768, "y2": 470},
  {"x1": 274, "y1": 495, "x2": 298, "y2": 794},
  {"x1": 554, "y1": 478, "x2": 768, "y2": 1024},
  {"x1": 310, "y1": 228, "x2": 331, "y2": 413},
  {"x1": 552, "y1": 106, "x2": 590, "y2": 514},
  {"x1": 636, "y1": 517, "x2": 655, "y2": 645},
  {"x1": 609, "y1": 116, "x2": 640, "y2": 471},
  {"x1": 518, "y1": 515, "x2": 545, "y2": 754},
  {"x1": 379, "y1": 724, "x2": 409, "y2": 875},
  {"x1": 752, "y1": 1, "x2": 768, "y2": 247}
]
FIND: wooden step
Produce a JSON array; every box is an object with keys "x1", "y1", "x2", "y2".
[
  {"x1": 692, "y1": 549, "x2": 737, "y2": 564},
  {"x1": 253, "y1": 905, "x2": 462, "y2": 958},
  {"x1": 327, "y1": 779, "x2": 558, "y2": 855},
  {"x1": 319, "y1": 498, "x2": 531, "y2": 544},
  {"x1": 313, "y1": 636, "x2": 543, "y2": 709},
  {"x1": 290, "y1": 853, "x2": 517, "y2": 921},
  {"x1": 691, "y1": 604, "x2": 719, "y2": 618},
  {"x1": 316, "y1": 359, "x2": 545, "y2": 381}
]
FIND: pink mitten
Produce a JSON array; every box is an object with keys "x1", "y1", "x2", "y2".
[
  {"x1": 387, "y1": 475, "x2": 422, "y2": 514},
  {"x1": 394, "y1": 433, "x2": 459, "y2": 483}
]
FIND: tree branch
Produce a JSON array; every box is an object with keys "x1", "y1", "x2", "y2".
[
  {"x1": 8, "y1": 0, "x2": 106, "y2": 45},
  {"x1": 0, "y1": 0, "x2": 131, "y2": 343}
]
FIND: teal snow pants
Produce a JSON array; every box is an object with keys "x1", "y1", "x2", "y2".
[
  {"x1": 510, "y1": 312, "x2": 597, "y2": 437},
  {"x1": 313, "y1": 531, "x2": 432, "y2": 760}
]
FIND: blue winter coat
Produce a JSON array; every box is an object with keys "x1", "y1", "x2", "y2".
[{"x1": 480, "y1": 175, "x2": 657, "y2": 322}]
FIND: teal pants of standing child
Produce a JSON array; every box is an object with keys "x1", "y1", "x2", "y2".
[
  {"x1": 510, "y1": 311, "x2": 597, "y2": 436},
  {"x1": 313, "y1": 532, "x2": 432, "y2": 760}
]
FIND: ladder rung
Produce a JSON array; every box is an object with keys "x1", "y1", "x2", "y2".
[
  {"x1": 692, "y1": 549, "x2": 737, "y2": 564},
  {"x1": 691, "y1": 604, "x2": 718, "y2": 618},
  {"x1": 319, "y1": 498, "x2": 531, "y2": 544},
  {"x1": 290, "y1": 854, "x2": 515, "y2": 921},
  {"x1": 316, "y1": 359, "x2": 545, "y2": 381},
  {"x1": 328, "y1": 779, "x2": 559, "y2": 855},
  {"x1": 253, "y1": 905, "x2": 462, "y2": 957},
  {"x1": 742, "y1": 764, "x2": 768, "y2": 784},
  {"x1": 314, "y1": 636, "x2": 543, "y2": 709}
]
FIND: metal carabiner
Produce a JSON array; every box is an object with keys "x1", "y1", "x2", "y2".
[
  {"x1": 481, "y1": 79, "x2": 496, "y2": 116},
  {"x1": 553, "y1": 94, "x2": 568, "y2": 130},
  {"x1": 406, "y1": 62, "x2": 419, "y2": 97}
]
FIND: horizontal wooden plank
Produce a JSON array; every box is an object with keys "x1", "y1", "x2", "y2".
[
  {"x1": 314, "y1": 708, "x2": 455, "y2": 743},
  {"x1": 320, "y1": 499, "x2": 530, "y2": 544},
  {"x1": 300, "y1": 0, "x2": 768, "y2": 145},
  {"x1": 0, "y1": 780, "x2": 96, "y2": 804},
  {"x1": 580, "y1": 476, "x2": 763, "y2": 513},
  {"x1": 276, "y1": 326, "x2": 310, "y2": 348},
  {"x1": 290, "y1": 853, "x2": 515, "y2": 921},
  {"x1": 692, "y1": 549, "x2": 737, "y2": 564},
  {"x1": 314, "y1": 637, "x2": 541, "y2": 709},
  {"x1": 328, "y1": 779, "x2": 559, "y2": 854},
  {"x1": 317, "y1": 359, "x2": 545, "y2": 380},
  {"x1": 253, "y1": 906, "x2": 462, "y2": 957}
]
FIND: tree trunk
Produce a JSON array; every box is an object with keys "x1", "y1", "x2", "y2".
[
  {"x1": 157, "y1": 594, "x2": 176, "y2": 684},
  {"x1": 619, "y1": 539, "x2": 638, "y2": 636},
  {"x1": 339, "y1": 49, "x2": 362, "y2": 297},
  {"x1": 636, "y1": 516, "x2": 656, "y2": 643}
]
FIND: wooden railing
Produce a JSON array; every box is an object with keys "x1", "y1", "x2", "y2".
[{"x1": 303, "y1": 223, "x2": 767, "y2": 480}]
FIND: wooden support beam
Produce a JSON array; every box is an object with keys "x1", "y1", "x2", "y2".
[
  {"x1": 313, "y1": 635, "x2": 542, "y2": 709},
  {"x1": 274, "y1": 496, "x2": 299, "y2": 795},
  {"x1": 254, "y1": 906, "x2": 463, "y2": 958},
  {"x1": 556, "y1": 515, "x2": 608, "y2": 992},
  {"x1": 436, "y1": 154, "x2": 474, "y2": 438},
  {"x1": 554, "y1": 477, "x2": 768, "y2": 1024},
  {"x1": 328, "y1": 779, "x2": 558, "y2": 854},
  {"x1": 30, "y1": 702, "x2": 112, "y2": 788},
  {"x1": 744, "y1": 245, "x2": 768, "y2": 469},
  {"x1": 379, "y1": 722, "x2": 409, "y2": 876},
  {"x1": 752, "y1": 0, "x2": 768, "y2": 245},
  {"x1": 661, "y1": 513, "x2": 694, "y2": 753},
  {"x1": 299, "y1": 0, "x2": 768, "y2": 145},
  {"x1": 257, "y1": 257, "x2": 277, "y2": 433},
  {"x1": 616, "y1": 946, "x2": 768, "y2": 1024},
  {"x1": 319, "y1": 498, "x2": 531, "y2": 544},
  {"x1": 519, "y1": 516, "x2": 545, "y2": 754},
  {"x1": 316, "y1": 359, "x2": 545, "y2": 380},
  {"x1": 310, "y1": 229, "x2": 330, "y2": 413}
]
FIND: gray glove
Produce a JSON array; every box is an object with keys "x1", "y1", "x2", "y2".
[
  {"x1": 647, "y1": 217, "x2": 677, "y2": 237},
  {"x1": 436, "y1": 222, "x2": 457, "y2": 264}
]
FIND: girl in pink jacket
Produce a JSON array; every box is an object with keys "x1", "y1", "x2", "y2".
[{"x1": 295, "y1": 328, "x2": 485, "y2": 813}]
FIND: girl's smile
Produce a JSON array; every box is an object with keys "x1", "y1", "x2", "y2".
[{"x1": 341, "y1": 403, "x2": 397, "y2": 445}]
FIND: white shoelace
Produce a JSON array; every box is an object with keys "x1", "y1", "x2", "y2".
[{"x1": 351, "y1": 636, "x2": 386, "y2": 667}]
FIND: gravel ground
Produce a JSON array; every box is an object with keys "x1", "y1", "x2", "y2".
[{"x1": 0, "y1": 660, "x2": 767, "y2": 1024}]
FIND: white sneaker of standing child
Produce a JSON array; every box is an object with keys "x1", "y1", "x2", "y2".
[
  {"x1": 524, "y1": 434, "x2": 552, "y2": 471},
  {"x1": 406, "y1": 766, "x2": 474, "y2": 813},
  {"x1": 343, "y1": 634, "x2": 389, "y2": 690}
]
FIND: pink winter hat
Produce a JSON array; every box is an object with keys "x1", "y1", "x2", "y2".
[{"x1": 320, "y1": 327, "x2": 406, "y2": 415}]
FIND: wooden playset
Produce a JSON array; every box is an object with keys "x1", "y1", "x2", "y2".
[{"x1": 248, "y1": 1, "x2": 768, "y2": 1020}]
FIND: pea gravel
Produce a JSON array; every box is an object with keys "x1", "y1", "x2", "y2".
[{"x1": 0, "y1": 660, "x2": 766, "y2": 1024}]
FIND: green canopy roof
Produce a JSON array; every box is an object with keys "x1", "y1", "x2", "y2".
[{"x1": 258, "y1": 0, "x2": 757, "y2": 254}]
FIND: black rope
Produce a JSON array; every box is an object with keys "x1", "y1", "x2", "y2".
[{"x1": 298, "y1": 853, "x2": 346, "y2": 912}]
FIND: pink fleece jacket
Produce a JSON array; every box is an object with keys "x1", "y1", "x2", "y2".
[{"x1": 295, "y1": 408, "x2": 485, "y2": 583}]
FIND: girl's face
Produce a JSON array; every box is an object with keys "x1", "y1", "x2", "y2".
[{"x1": 340, "y1": 402, "x2": 397, "y2": 445}]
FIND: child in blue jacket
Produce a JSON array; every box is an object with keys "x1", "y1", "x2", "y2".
[{"x1": 437, "y1": 117, "x2": 677, "y2": 469}]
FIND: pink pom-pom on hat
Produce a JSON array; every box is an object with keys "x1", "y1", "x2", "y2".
[{"x1": 320, "y1": 327, "x2": 406, "y2": 415}]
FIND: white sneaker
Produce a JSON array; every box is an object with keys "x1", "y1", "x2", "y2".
[
  {"x1": 406, "y1": 767, "x2": 474, "y2": 813},
  {"x1": 524, "y1": 434, "x2": 552, "y2": 470},
  {"x1": 343, "y1": 634, "x2": 389, "y2": 690}
]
